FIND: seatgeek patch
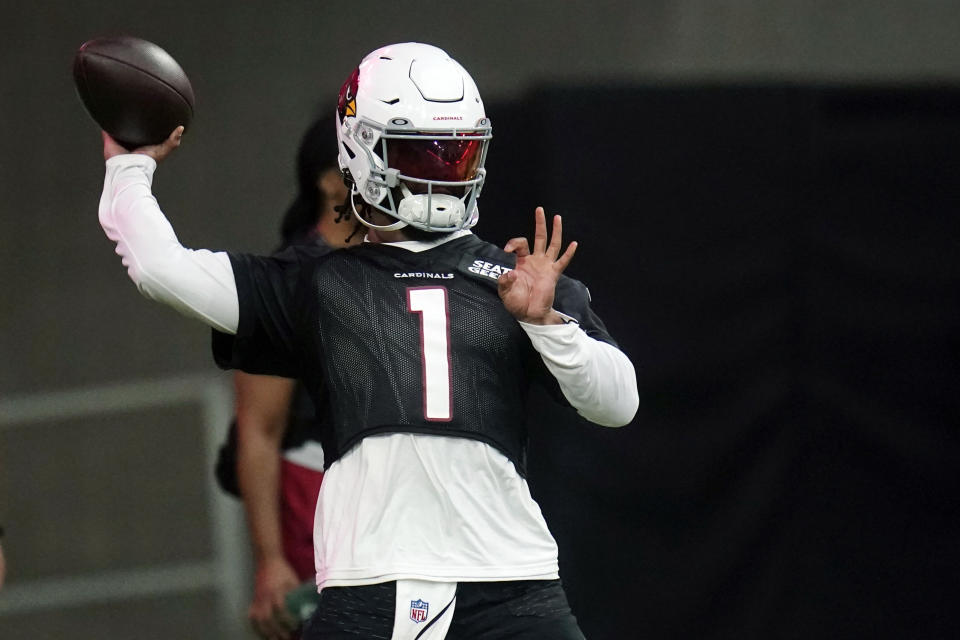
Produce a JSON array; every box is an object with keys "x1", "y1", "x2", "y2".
[{"x1": 461, "y1": 257, "x2": 513, "y2": 281}]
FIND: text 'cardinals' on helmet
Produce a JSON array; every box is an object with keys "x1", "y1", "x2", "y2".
[{"x1": 336, "y1": 42, "x2": 492, "y2": 233}]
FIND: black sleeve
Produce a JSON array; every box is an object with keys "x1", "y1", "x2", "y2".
[
  {"x1": 553, "y1": 275, "x2": 619, "y2": 348},
  {"x1": 211, "y1": 244, "x2": 328, "y2": 377}
]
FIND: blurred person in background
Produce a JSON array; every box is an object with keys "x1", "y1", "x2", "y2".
[{"x1": 214, "y1": 114, "x2": 358, "y2": 639}]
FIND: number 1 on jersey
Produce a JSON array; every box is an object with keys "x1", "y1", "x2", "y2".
[{"x1": 407, "y1": 287, "x2": 453, "y2": 421}]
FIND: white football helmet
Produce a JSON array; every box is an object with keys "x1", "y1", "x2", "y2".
[{"x1": 336, "y1": 42, "x2": 492, "y2": 232}]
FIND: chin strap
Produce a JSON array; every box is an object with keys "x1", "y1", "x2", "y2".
[{"x1": 349, "y1": 187, "x2": 408, "y2": 231}]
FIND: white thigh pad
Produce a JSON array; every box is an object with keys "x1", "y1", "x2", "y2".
[{"x1": 392, "y1": 580, "x2": 456, "y2": 640}]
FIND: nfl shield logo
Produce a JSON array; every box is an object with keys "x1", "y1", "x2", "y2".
[{"x1": 410, "y1": 598, "x2": 429, "y2": 623}]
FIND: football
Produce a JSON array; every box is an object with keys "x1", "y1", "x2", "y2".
[{"x1": 73, "y1": 36, "x2": 195, "y2": 149}]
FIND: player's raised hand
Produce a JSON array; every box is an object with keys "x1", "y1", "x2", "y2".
[
  {"x1": 102, "y1": 126, "x2": 184, "y2": 162},
  {"x1": 499, "y1": 207, "x2": 577, "y2": 324}
]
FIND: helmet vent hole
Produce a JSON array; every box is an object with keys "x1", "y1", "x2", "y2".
[
  {"x1": 379, "y1": 56, "x2": 392, "y2": 60},
  {"x1": 382, "y1": 98, "x2": 400, "y2": 105}
]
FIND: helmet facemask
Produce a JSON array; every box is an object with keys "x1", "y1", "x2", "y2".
[{"x1": 347, "y1": 117, "x2": 491, "y2": 232}]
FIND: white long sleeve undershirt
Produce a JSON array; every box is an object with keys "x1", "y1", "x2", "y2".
[
  {"x1": 521, "y1": 320, "x2": 638, "y2": 427},
  {"x1": 100, "y1": 154, "x2": 638, "y2": 427},
  {"x1": 99, "y1": 154, "x2": 239, "y2": 333}
]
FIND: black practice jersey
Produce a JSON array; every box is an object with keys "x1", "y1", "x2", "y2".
[{"x1": 213, "y1": 233, "x2": 616, "y2": 474}]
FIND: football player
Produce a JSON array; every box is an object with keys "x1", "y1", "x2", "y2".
[{"x1": 97, "y1": 42, "x2": 638, "y2": 639}]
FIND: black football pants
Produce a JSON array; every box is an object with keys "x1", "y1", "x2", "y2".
[{"x1": 302, "y1": 578, "x2": 586, "y2": 639}]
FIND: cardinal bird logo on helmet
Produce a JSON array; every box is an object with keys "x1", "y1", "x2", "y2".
[{"x1": 338, "y1": 67, "x2": 359, "y2": 121}]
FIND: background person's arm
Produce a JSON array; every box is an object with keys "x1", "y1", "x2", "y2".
[{"x1": 235, "y1": 371, "x2": 300, "y2": 639}]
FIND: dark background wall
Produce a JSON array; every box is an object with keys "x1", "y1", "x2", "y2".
[
  {"x1": 1, "y1": 2, "x2": 959, "y2": 638},
  {"x1": 478, "y1": 85, "x2": 960, "y2": 638}
]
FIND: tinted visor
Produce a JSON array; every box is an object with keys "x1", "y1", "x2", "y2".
[{"x1": 387, "y1": 135, "x2": 484, "y2": 183}]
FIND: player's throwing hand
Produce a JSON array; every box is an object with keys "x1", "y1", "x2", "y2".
[
  {"x1": 499, "y1": 207, "x2": 578, "y2": 325},
  {"x1": 102, "y1": 126, "x2": 184, "y2": 162}
]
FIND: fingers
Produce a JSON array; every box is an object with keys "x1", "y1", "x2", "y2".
[
  {"x1": 134, "y1": 125, "x2": 186, "y2": 162},
  {"x1": 101, "y1": 130, "x2": 129, "y2": 160},
  {"x1": 529, "y1": 206, "x2": 576, "y2": 269},
  {"x1": 249, "y1": 592, "x2": 296, "y2": 640},
  {"x1": 532, "y1": 206, "x2": 547, "y2": 255},
  {"x1": 497, "y1": 269, "x2": 520, "y2": 313},
  {"x1": 546, "y1": 214, "x2": 563, "y2": 259},
  {"x1": 498, "y1": 269, "x2": 517, "y2": 289},
  {"x1": 156, "y1": 126, "x2": 185, "y2": 155},
  {"x1": 168, "y1": 125, "x2": 185, "y2": 146},
  {"x1": 249, "y1": 610, "x2": 276, "y2": 639},
  {"x1": 503, "y1": 237, "x2": 530, "y2": 257},
  {"x1": 251, "y1": 610, "x2": 291, "y2": 640},
  {"x1": 101, "y1": 126, "x2": 183, "y2": 162},
  {"x1": 251, "y1": 609, "x2": 287, "y2": 639},
  {"x1": 273, "y1": 596, "x2": 298, "y2": 635},
  {"x1": 555, "y1": 240, "x2": 578, "y2": 273}
]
